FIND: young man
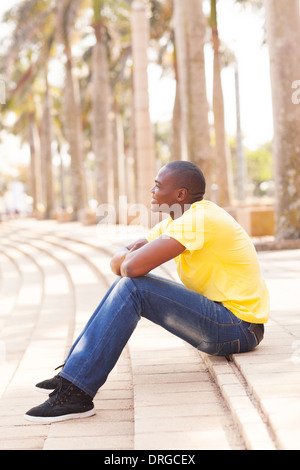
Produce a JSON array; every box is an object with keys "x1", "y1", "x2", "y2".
[{"x1": 24, "y1": 161, "x2": 269, "y2": 423}]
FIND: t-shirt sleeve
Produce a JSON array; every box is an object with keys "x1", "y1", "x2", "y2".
[
  {"x1": 146, "y1": 218, "x2": 171, "y2": 242},
  {"x1": 162, "y1": 207, "x2": 208, "y2": 251}
]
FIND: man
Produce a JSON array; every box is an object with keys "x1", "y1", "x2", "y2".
[{"x1": 24, "y1": 161, "x2": 269, "y2": 423}]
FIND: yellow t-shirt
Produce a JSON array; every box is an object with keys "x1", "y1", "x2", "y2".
[{"x1": 147, "y1": 200, "x2": 269, "y2": 324}]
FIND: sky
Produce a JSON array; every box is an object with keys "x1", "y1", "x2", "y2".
[
  {"x1": 149, "y1": 0, "x2": 273, "y2": 150},
  {"x1": 0, "y1": 0, "x2": 274, "y2": 175},
  {"x1": 211, "y1": 0, "x2": 273, "y2": 148}
]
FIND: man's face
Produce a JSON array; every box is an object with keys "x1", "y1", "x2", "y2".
[{"x1": 150, "y1": 167, "x2": 183, "y2": 217}]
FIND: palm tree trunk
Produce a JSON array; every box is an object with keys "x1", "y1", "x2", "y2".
[
  {"x1": 263, "y1": 0, "x2": 300, "y2": 238},
  {"x1": 92, "y1": 7, "x2": 110, "y2": 206},
  {"x1": 56, "y1": 0, "x2": 87, "y2": 220},
  {"x1": 63, "y1": 45, "x2": 88, "y2": 219},
  {"x1": 171, "y1": 49, "x2": 182, "y2": 161},
  {"x1": 173, "y1": 0, "x2": 212, "y2": 195},
  {"x1": 57, "y1": 142, "x2": 67, "y2": 210},
  {"x1": 28, "y1": 108, "x2": 42, "y2": 213},
  {"x1": 211, "y1": 0, "x2": 233, "y2": 207},
  {"x1": 111, "y1": 101, "x2": 127, "y2": 221},
  {"x1": 131, "y1": 1, "x2": 155, "y2": 208},
  {"x1": 115, "y1": 110, "x2": 127, "y2": 200},
  {"x1": 173, "y1": 0, "x2": 188, "y2": 162},
  {"x1": 234, "y1": 64, "x2": 246, "y2": 203},
  {"x1": 40, "y1": 70, "x2": 54, "y2": 219}
]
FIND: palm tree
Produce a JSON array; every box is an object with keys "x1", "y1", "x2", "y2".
[
  {"x1": 28, "y1": 96, "x2": 43, "y2": 213},
  {"x1": 263, "y1": 0, "x2": 300, "y2": 238},
  {"x1": 56, "y1": 0, "x2": 88, "y2": 220},
  {"x1": 131, "y1": 1, "x2": 156, "y2": 208},
  {"x1": 210, "y1": 0, "x2": 233, "y2": 207},
  {"x1": 91, "y1": 0, "x2": 111, "y2": 207},
  {"x1": 40, "y1": 66, "x2": 55, "y2": 218},
  {"x1": 3, "y1": 87, "x2": 43, "y2": 214},
  {"x1": 2, "y1": 0, "x2": 56, "y2": 217},
  {"x1": 2, "y1": 0, "x2": 137, "y2": 222},
  {"x1": 63, "y1": 0, "x2": 134, "y2": 216},
  {"x1": 173, "y1": 0, "x2": 212, "y2": 195}
]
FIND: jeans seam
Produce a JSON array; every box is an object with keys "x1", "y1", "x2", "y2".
[
  {"x1": 196, "y1": 338, "x2": 241, "y2": 355},
  {"x1": 239, "y1": 322, "x2": 252, "y2": 349}
]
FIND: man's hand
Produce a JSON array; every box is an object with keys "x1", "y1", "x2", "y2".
[
  {"x1": 120, "y1": 236, "x2": 186, "y2": 278},
  {"x1": 127, "y1": 238, "x2": 149, "y2": 253},
  {"x1": 110, "y1": 238, "x2": 149, "y2": 276}
]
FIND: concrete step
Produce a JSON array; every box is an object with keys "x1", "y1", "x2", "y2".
[{"x1": 1, "y1": 218, "x2": 299, "y2": 450}]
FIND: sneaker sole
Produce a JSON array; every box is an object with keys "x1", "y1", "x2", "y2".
[{"x1": 24, "y1": 407, "x2": 95, "y2": 424}]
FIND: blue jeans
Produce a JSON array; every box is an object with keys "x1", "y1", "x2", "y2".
[{"x1": 60, "y1": 274, "x2": 264, "y2": 397}]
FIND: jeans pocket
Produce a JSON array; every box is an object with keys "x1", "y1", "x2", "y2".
[{"x1": 197, "y1": 339, "x2": 240, "y2": 357}]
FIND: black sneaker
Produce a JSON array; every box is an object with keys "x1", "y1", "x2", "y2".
[
  {"x1": 24, "y1": 377, "x2": 95, "y2": 423},
  {"x1": 35, "y1": 374, "x2": 61, "y2": 394},
  {"x1": 35, "y1": 364, "x2": 64, "y2": 394}
]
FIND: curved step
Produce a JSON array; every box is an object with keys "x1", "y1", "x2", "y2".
[
  {"x1": 0, "y1": 250, "x2": 22, "y2": 332},
  {"x1": 0, "y1": 242, "x2": 44, "y2": 399},
  {"x1": 10, "y1": 221, "x2": 245, "y2": 450},
  {"x1": 0, "y1": 219, "x2": 279, "y2": 450},
  {"x1": 0, "y1": 223, "x2": 134, "y2": 450}
]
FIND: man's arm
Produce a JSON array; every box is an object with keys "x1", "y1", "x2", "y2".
[
  {"x1": 110, "y1": 238, "x2": 149, "y2": 276},
  {"x1": 120, "y1": 236, "x2": 186, "y2": 278}
]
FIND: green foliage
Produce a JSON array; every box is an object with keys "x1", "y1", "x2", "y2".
[
  {"x1": 246, "y1": 143, "x2": 273, "y2": 188},
  {"x1": 230, "y1": 138, "x2": 274, "y2": 197}
]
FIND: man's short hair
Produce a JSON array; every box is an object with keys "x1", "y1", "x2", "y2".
[{"x1": 165, "y1": 161, "x2": 206, "y2": 198}]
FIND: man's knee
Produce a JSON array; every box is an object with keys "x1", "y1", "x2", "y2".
[
  {"x1": 117, "y1": 275, "x2": 146, "y2": 290},
  {"x1": 117, "y1": 276, "x2": 135, "y2": 289},
  {"x1": 113, "y1": 276, "x2": 142, "y2": 302}
]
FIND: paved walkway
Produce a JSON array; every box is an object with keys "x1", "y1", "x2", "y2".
[{"x1": 0, "y1": 217, "x2": 299, "y2": 450}]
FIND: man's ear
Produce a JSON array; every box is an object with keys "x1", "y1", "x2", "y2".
[{"x1": 177, "y1": 188, "x2": 188, "y2": 202}]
